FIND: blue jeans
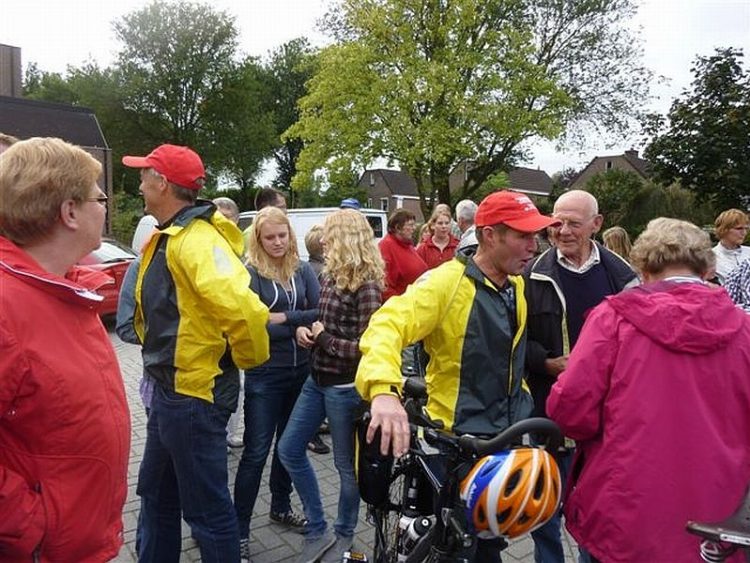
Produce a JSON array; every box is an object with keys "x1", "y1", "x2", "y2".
[
  {"x1": 278, "y1": 376, "x2": 362, "y2": 539},
  {"x1": 234, "y1": 364, "x2": 307, "y2": 538},
  {"x1": 531, "y1": 448, "x2": 574, "y2": 563},
  {"x1": 136, "y1": 385, "x2": 237, "y2": 563}
]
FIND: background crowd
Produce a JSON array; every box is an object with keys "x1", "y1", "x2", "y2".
[{"x1": 1, "y1": 136, "x2": 749, "y2": 563}]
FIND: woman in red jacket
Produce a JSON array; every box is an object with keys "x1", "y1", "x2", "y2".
[
  {"x1": 378, "y1": 209, "x2": 427, "y2": 301},
  {"x1": 416, "y1": 206, "x2": 459, "y2": 269},
  {"x1": 0, "y1": 138, "x2": 130, "y2": 562}
]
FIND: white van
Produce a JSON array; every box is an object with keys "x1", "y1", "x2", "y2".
[{"x1": 238, "y1": 207, "x2": 388, "y2": 261}]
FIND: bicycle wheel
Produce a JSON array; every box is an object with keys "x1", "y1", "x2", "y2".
[{"x1": 371, "y1": 459, "x2": 408, "y2": 563}]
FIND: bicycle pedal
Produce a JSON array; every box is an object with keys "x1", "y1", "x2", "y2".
[{"x1": 341, "y1": 551, "x2": 368, "y2": 562}]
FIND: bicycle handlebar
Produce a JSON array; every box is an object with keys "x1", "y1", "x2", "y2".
[{"x1": 457, "y1": 417, "x2": 564, "y2": 457}]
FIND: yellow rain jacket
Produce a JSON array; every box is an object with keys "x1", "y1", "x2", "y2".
[{"x1": 357, "y1": 256, "x2": 532, "y2": 435}]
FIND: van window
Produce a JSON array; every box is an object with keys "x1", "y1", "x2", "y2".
[{"x1": 367, "y1": 215, "x2": 384, "y2": 238}]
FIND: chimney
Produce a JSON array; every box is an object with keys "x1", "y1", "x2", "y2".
[
  {"x1": 624, "y1": 148, "x2": 638, "y2": 159},
  {"x1": 0, "y1": 44, "x2": 22, "y2": 98}
]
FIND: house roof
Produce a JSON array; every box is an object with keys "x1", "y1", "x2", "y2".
[
  {"x1": 361, "y1": 168, "x2": 419, "y2": 197},
  {"x1": 622, "y1": 151, "x2": 650, "y2": 177},
  {"x1": 0, "y1": 95, "x2": 108, "y2": 148},
  {"x1": 508, "y1": 167, "x2": 553, "y2": 196}
]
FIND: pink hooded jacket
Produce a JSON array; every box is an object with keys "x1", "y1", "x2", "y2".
[{"x1": 547, "y1": 280, "x2": 750, "y2": 562}]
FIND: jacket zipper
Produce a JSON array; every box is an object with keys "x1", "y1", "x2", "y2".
[{"x1": 32, "y1": 482, "x2": 47, "y2": 563}]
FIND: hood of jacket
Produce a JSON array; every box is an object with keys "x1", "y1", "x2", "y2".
[
  {"x1": 165, "y1": 200, "x2": 245, "y2": 258},
  {"x1": 0, "y1": 236, "x2": 112, "y2": 306},
  {"x1": 607, "y1": 280, "x2": 745, "y2": 355}
]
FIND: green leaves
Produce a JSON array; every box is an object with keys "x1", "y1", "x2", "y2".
[
  {"x1": 291, "y1": 0, "x2": 649, "y2": 211},
  {"x1": 645, "y1": 48, "x2": 750, "y2": 210}
]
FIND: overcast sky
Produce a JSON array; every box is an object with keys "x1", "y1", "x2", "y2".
[{"x1": 2, "y1": 0, "x2": 749, "y2": 175}]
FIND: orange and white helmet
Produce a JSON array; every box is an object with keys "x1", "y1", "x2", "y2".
[{"x1": 459, "y1": 448, "x2": 561, "y2": 539}]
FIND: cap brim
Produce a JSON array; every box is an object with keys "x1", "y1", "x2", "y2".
[
  {"x1": 504, "y1": 215, "x2": 561, "y2": 234},
  {"x1": 122, "y1": 155, "x2": 150, "y2": 168}
]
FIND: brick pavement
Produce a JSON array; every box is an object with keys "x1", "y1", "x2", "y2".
[{"x1": 108, "y1": 325, "x2": 577, "y2": 562}]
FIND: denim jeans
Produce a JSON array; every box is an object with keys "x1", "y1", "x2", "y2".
[
  {"x1": 278, "y1": 376, "x2": 362, "y2": 539},
  {"x1": 136, "y1": 385, "x2": 237, "y2": 563},
  {"x1": 531, "y1": 448, "x2": 574, "y2": 563},
  {"x1": 234, "y1": 364, "x2": 307, "y2": 538}
]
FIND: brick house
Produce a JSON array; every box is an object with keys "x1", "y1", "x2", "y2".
[
  {"x1": 569, "y1": 149, "x2": 650, "y2": 190},
  {"x1": 358, "y1": 164, "x2": 553, "y2": 223}
]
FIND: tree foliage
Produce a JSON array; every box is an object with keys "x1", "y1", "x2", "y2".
[
  {"x1": 289, "y1": 0, "x2": 650, "y2": 213},
  {"x1": 264, "y1": 38, "x2": 319, "y2": 193},
  {"x1": 584, "y1": 169, "x2": 645, "y2": 229},
  {"x1": 644, "y1": 48, "x2": 750, "y2": 210}
]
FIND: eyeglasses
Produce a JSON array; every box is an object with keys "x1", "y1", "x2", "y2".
[{"x1": 86, "y1": 195, "x2": 109, "y2": 205}]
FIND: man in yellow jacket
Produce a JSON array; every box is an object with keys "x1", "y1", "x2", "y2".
[
  {"x1": 124, "y1": 144, "x2": 270, "y2": 563},
  {"x1": 356, "y1": 190, "x2": 559, "y2": 563}
]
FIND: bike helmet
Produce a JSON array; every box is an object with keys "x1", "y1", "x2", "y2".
[{"x1": 460, "y1": 448, "x2": 561, "y2": 539}]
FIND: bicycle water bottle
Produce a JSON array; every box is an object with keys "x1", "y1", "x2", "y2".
[{"x1": 401, "y1": 515, "x2": 434, "y2": 555}]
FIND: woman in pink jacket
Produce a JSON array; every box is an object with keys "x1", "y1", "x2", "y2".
[{"x1": 547, "y1": 217, "x2": 750, "y2": 563}]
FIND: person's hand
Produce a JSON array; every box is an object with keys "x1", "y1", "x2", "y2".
[
  {"x1": 544, "y1": 355, "x2": 568, "y2": 377},
  {"x1": 311, "y1": 321, "x2": 325, "y2": 340},
  {"x1": 269, "y1": 312, "x2": 287, "y2": 325},
  {"x1": 296, "y1": 326, "x2": 314, "y2": 348},
  {"x1": 367, "y1": 394, "x2": 410, "y2": 458}
]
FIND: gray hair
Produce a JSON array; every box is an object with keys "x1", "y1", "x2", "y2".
[
  {"x1": 630, "y1": 217, "x2": 713, "y2": 276},
  {"x1": 455, "y1": 199, "x2": 478, "y2": 223},
  {"x1": 212, "y1": 196, "x2": 240, "y2": 223}
]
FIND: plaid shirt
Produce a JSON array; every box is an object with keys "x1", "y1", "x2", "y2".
[
  {"x1": 312, "y1": 276, "x2": 382, "y2": 385},
  {"x1": 725, "y1": 257, "x2": 750, "y2": 313}
]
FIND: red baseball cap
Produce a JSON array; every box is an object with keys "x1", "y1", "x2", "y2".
[
  {"x1": 475, "y1": 190, "x2": 560, "y2": 232},
  {"x1": 122, "y1": 144, "x2": 205, "y2": 191}
]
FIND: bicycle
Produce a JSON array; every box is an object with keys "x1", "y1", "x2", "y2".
[
  {"x1": 687, "y1": 484, "x2": 750, "y2": 562},
  {"x1": 357, "y1": 376, "x2": 564, "y2": 563}
]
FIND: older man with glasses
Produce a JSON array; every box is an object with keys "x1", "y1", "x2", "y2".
[{"x1": 523, "y1": 189, "x2": 638, "y2": 563}]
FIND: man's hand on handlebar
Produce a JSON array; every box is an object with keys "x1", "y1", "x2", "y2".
[{"x1": 368, "y1": 394, "x2": 410, "y2": 458}]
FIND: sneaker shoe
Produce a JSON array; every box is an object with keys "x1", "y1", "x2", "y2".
[
  {"x1": 320, "y1": 535, "x2": 354, "y2": 562},
  {"x1": 307, "y1": 434, "x2": 331, "y2": 455},
  {"x1": 270, "y1": 510, "x2": 308, "y2": 531},
  {"x1": 295, "y1": 530, "x2": 336, "y2": 563},
  {"x1": 240, "y1": 537, "x2": 252, "y2": 563}
]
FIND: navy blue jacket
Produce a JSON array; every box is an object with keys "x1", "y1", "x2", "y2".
[{"x1": 247, "y1": 261, "x2": 320, "y2": 369}]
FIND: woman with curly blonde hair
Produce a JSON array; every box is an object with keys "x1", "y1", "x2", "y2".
[
  {"x1": 234, "y1": 206, "x2": 320, "y2": 554},
  {"x1": 279, "y1": 210, "x2": 384, "y2": 562}
]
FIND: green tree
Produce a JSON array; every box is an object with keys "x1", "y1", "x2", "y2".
[
  {"x1": 264, "y1": 39, "x2": 319, "y2": 194},
  {"x1": 584, "y1": 169, "x2": 645, "y2": 229},
  {"x1": 288, "y1": 0, "x2": 650, "y2": 214},
  {"x1": 113, "y1": 0, "x2": 237, "y2": 148},
  {"x1": 644, "y1": 48, "x2": 750, "y2": 209}
]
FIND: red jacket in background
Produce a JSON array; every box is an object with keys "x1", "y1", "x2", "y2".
[
  {"x1": 547, "y1": 281, "x2": 750, "y2": 562},
  {"x1": 416, "y1": 235, "x2": 459, "y2": 270},
  {"x1": 378, "y1": 233, "x2": 428, "y2": 301},
  {"x1": 0, "y1": 237, "x2": 131, "y2": 563}
]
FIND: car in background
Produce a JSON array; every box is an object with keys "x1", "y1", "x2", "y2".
[{"x1": 78, "y1": 238, "x2": 137, "y2": 316}]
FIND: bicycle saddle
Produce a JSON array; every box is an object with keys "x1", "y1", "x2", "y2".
[
  {"x1": 403, "y1": 376, "x2": 427, "y2": 400},
  {"x1": 686, "y1": 485, "x2": 750, "y2": 547}
]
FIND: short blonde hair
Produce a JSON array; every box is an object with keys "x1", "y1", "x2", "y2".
[
  {"x1": 305, "y1": 224, "x2": 323, "y2": 259},
  {"x1": 714, "y1": 209, "x2": 749, "y2": 240},
  {"x1": 0, "y1": 137, "x2": 102, "y2": 245},
  {"x1": 246, "y1": 206, "x2": 300, "y2": 282},
  {"x1": 630, "y1": 217, "x2": 712, "y2": 276},
  {"x1": 323, "y1": 210, "x2": 385, "y2": 292}
]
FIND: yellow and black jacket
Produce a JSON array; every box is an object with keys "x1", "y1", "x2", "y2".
[
  {"x1": 135, "y1": 202, "x2": 269, "y2": 411},
  {"x1": 356, "y1": 255, "x2": 533, "y2": 435}
]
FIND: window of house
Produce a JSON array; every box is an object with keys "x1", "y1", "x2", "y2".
[
  {"x1": 367, "y1": 198, "x2": 373, "y2": 208},
  {"x1": 380, "y1": 198, "x2": 389, "y2": 212},
  {"x1": 606, "y1": 160, "x2": 613, "y2": 170}
]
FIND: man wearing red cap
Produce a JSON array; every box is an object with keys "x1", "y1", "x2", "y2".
[
  {"x1": 122, "y1": 144, "x2": 271, "y2": 563},
  {"x1": 356, "y1": 190, "x2": 560, "y2": 563},
  {"x1": 524, "y1": 189, "x2": 637, "y2": 563}
]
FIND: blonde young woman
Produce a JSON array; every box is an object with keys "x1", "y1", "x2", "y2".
[
  {"x1": 233, "y1": 207, "x2": 320, "y2": 559},
  {"x1": 416, "y1": 206, "x2": 459, "y2": 269},
  {"x1": 278, "y1": 210, "x2": 384, "y2": 563}
]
